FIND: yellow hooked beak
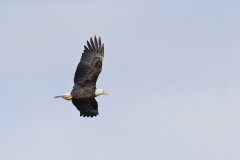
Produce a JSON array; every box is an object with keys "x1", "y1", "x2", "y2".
[{"x1": 103, "y1": 90, "x2": 109, "y2": 95}]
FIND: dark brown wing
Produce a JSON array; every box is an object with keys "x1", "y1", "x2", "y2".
[
  {"x1": 72, "y1": 98, "x2": 99, "y2": 117},
  {"x1": 74, "y1": 36, "x2": 104, "y2": 86}
]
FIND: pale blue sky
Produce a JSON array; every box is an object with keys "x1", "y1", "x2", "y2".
[{"x1": 1, "y1": 1, "x2": 240, "y2": 160}]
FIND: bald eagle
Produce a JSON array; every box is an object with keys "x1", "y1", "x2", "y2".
[{"x1": 55, "y1": 36, "x2": 108, "y2": 117}]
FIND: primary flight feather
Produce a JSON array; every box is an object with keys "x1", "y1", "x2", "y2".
[{"x1": 55, "y1": 36, "x2": 108, "y2": 118}]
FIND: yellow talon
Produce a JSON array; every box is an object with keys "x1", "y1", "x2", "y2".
[
  {"x1": 55, "y1": 92, "x2": 72, "y2": 101},
  {"x1": 64, "y1": 95, "x2": 72, "y2": 100}
]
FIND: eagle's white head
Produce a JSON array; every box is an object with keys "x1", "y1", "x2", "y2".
[{"x1": 95, "y1": 89, "x2": 109, "y2": 96}]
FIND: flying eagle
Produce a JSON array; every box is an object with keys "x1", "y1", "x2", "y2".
[{"x1": 55, "y1": 36, "x2": 108, "y2": 117}]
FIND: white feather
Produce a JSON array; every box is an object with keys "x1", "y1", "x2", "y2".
[
  {"x1": 54, "y1": 92, "x2": 71, "y2": 99},
  {"x1": 95, "y1": 89, "x2": 104, "y2": 96}
]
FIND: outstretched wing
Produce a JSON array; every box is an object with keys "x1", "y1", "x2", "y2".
[
  {"x1": 74, "y1": 36, "x2": 104, "y2": 86},
  {"x1": 72, "y1": 98, "x2": 99, "y2": 117}
]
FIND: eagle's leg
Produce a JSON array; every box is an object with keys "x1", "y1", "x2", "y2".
[
  {"x1": 54, "y1": 93, "x2": 72, "y2": 101},
  {"x1": 64, "y1": 95, "x2": 72, "y2": 100}
]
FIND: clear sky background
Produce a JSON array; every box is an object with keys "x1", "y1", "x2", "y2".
[{"x1": 1, "y1": 1, "x2": 240, "y2": 160}]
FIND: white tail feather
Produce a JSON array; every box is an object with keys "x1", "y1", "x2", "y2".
[
  {"x1": 54, "y1": 92, "x2": 71, "y2": 99},
  {"x1": 54, "y1": 95, "x2": 63, "y2": 99}
]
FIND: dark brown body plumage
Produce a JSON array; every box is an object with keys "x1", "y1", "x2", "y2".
[
  {"x1": 71, "y1": 36, "x2": 104, "y2": 117},
  {"x1": 71, "y1": 85, "x2": 95, "y2": 99}
]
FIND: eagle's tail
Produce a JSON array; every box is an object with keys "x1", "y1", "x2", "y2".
[
  {"x1": 54, "y1": 92, "x2": 72, "y2": 101},
  {"x1": 54, "y1": 95, "x2": 63, "y2": 99}
]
